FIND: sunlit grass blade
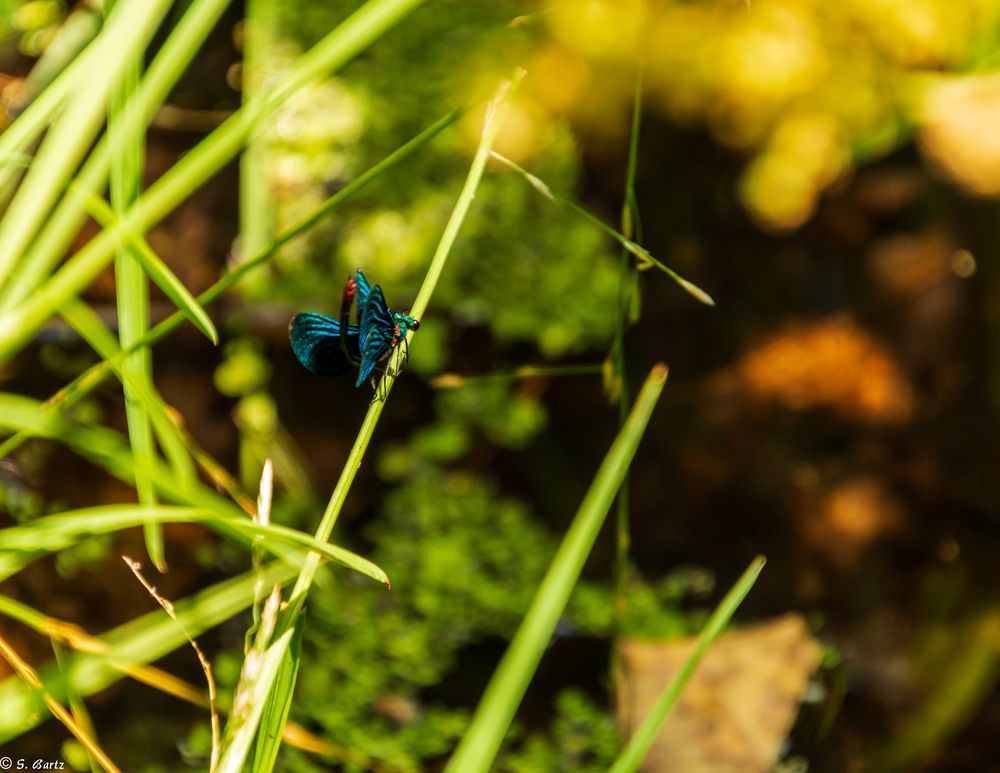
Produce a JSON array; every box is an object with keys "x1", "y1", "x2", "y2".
[
  {"x1": 21, "y1": 5, "x2": 101, "y2": 97},
  {"x1": 0, "y1": 595, "x2": 348, "y2": 762},
  {"x1": 58, "y1": 299, "x2": 199, "y2": 497},
  {"x1": 250, "y1": 614, "x2": 304, "y2": 773},
  {"x1": 0, "y1": 0, "x2": 430, "y2": 357},
  {"x1": 0, "y1": 596, "x2": 92, "y2": 643},
  {"x1": 489, "y1": 151, "x2": 716, "y2": 306},
  {"x1": 443, "y1": 363, "x2": 669, "y2": 773},
  {"x1": 608, "y1": 555, "x2": 767, "y2": 773},
  {"x1": 0, "y1": 28, "x2": 91, "y2": 204},
  {"x1": 0, "y1": 634, "x2": 121, "y2": 772},
  {"x1": 0, "y1": 393, "x2": 234, "y2": 516},
  {"x1": 218, "y1": 627, "x2": 295, "y2": 773},
  {"x1": 223, "y1": 561, "x2": 287, "y2": 773},
  {"x1": 240, "y1": 0, "x2": 278, "y2": 261},
  {"x1": 0, "y1": 502, "x2": 388, "y2": 586},
  {"x1": 0, "y1": 506, "x2": 210, "y2": 555},
  {"x1": 224, "y1": 521, "x2": 389, "y2": 585},
  {"x1": 149, "y1": 403, "x2": 199, "y2": 495},
  {"x1": 0, "y1": 393, "x2": 301, "y2": 565},
  {"x1": 0, "y1": 562, "x2": 299, "y2": 744},
  {"x1": 0, "y1": 0, "x2": 233, "y2": 312},
  {"x1": 0, "y1": 0, "x2": 174, "y2": 286},
  {"x1": 234, "y1": 0, "x2": 278, "y2": 494},
  {"x1": 85, "y1": 193, "x2": 218, "y2": 344},
  {"x1": 0, "y1": 107, "x2": 460, "y2": 463},
  {"x1": 59, "y1": 299, "x2": 240, "y2": 506},
  {"x1": 107, "y1": 0, "x2": 163, "y2": 571},
  {"x1": 0, "y1": 8, "x2": 100, "y2": 210},
  {"x1": 52, "y1": 641, "x2": 103, "y2": 773}
]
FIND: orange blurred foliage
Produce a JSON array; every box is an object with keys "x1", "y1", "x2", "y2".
[
  {"x1": 801, "y1": 476, "x2": 905, "y2": 568},
  {"x1": 730, "y1": 316, "x2": 914, "y2": 423}
]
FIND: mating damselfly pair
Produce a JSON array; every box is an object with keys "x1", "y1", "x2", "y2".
[{"x1": 289, "y1": 269, "x2": 420, "y2": 397}]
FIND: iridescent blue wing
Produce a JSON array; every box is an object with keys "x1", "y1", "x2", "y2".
[
  {"x1": 356, "y1": 285, "x2": 396, "y2": 387},
  {"x1": 289, "y1": 312, "x2": 360, "y2": 378},
  {"x1": 354, "y1": 269, "x2": 372, "y2": 305},
  {"x1": 338, "y1": 269, "x2": 373, "y2": 367}
]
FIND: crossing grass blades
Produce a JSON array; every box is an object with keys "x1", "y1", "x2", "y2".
[{"x1": 289, "y1": 268, "x2": 420, "y2": 399}]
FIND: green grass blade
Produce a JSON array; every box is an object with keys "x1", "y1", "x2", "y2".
[
  {"x1": 0, "y1": 506, "x2": 210, "y2": 550},
  {"x1": 0, "y1": 0, "x2": 233, "y2": 311},
  {"x1": 0, "y1": 0, "x2": 174, "y2": 286},
  {"x1": 442, "y1": 364, "x2": 669, "y2": 773},
  {"x1": 52, "y1": 299, "x2": 242, "y2": 509},
  {"x1": 0, "y1": 597, "x2": 64, "y2": 641},
  {"x1": 240, "y1": 0, "x2": 278, "y2": 261},
  {"x1": 57, "y1": 299, "x2": 198, "y2": 497},
  {"x1": 21, "y1": 6, "x2": 101, "y2": 98},
  {"x1": 148, "y1": 407, "x2": 199, "y2": 493},
  {"x1": 871, "y1": 610, "x2": 1000, "y2": 773},
  {"x1": 282, "y1": 76, "x2": 519, "y2": 618},
  {"x1": 218, "y1": 628, "x2": 295, "y2": 773},
  {"x1": 0, "y1": 393, "x2": 302, "y2": 565},
  {"x1": 0, "y1": 8, "x2": 101, "y2": 211},
  {"x1": 0, "y1": 0, "x2": 429, "y2": 357},
  {"x1": 608, "y1": 555, "x2": 767, "y2": 773},
  {"x1": 0, "y1": 504, "x2": 388, "y2": 585},
  {"x1": 0, "y1": 108, "x2": 458, "y2": 463},
  {"x1": 0, "y1": 562, "x2": 299, "y2": 744},
  {"x1": 614, "y1": 34, "x2": 645, "y2": 633},
  {"x1": 250, "y1": 613, "x2": 304, "y2": 773},
  {"x1": 222, "y1": 520, "x2": 388, "y2": 585},
  {"x1": 84, "y1": 193, "x2": 218, "y2": 343},
  {"x1": 107, "y1": 0, "x2": 163, "y2": 571},
  {"x1": 0, "y1": 24, "x2": 92, "y2": 203},
  {"x1": 490, "y1": 151, "x2": 716, "y2": 306},
  {"x1": 0, "y1": 393, "x2": 230, "y2": 515},
  {"x1": 51, "y1": 641, "x2": 101, "y2": 773}
]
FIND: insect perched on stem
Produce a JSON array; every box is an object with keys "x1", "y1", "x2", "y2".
[{"x1": 289, "y1": 269, "x2": 420, "y2": 397}]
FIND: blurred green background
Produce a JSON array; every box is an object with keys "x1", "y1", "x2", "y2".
[{"x1": 2, "y1": 0, "x2": 1000, "y2": 770}]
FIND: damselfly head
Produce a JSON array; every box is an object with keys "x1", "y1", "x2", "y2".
[{"x1": 393, "y1": 312, "x2": 420, "y2": 332}]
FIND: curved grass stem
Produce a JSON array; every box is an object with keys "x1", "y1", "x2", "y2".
[
  {"x1": 283, "y1": 73, "x2": 522, "y2": 617},
  {"x1": 489, "y1": 151, "x2": 715, "y2": 306}
]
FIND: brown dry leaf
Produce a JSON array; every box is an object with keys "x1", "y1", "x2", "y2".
[
  {"x1": 616, "y1": 614, "x2": 821, "y2": 773},
  {"x1": 732, "y1": 315, "x2": 913, "y2": 424}
]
